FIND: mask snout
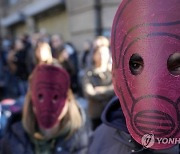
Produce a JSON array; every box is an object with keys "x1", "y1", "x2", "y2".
[{"x1": 131, "y1": 96, "x2": 179, "y2": 138}]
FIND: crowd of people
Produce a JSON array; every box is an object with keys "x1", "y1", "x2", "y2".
[
  {"x1": 0, "y1": 0, "x2": 180, "y2": 153},
  {"x1": 0, "y1": 31, "x2": 114, "y2": 140}
]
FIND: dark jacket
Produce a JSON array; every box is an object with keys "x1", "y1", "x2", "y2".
[
  {"x1": 88, "y1": 97, "x2": 179, "y2": 154},
  {"x1": 0, "y1": 109, "x2": 91, "y2": 154},
  {"x1": 13, "y1": 49, "x2": 29, "y2": 80},
  {"x1": 83, "y1": 69, "x2": 114, "y2": 119}
]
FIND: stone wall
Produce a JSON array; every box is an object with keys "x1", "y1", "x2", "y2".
[
  {"x1": 0, "y1": 0, "x2": 122, "y2": 50},
  {"x1": 65, "y1": 0, "x2": 120, "y2": 50}
]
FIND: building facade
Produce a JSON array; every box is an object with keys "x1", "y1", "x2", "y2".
[{"x1": 0, "y1": 0, "x2": 121, "y2": 50}]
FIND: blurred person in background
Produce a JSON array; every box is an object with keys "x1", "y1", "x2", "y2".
[
  {"x1": 51, "y1": 34, "x2": 79, "y2": 94},
  {"x1": 0, "y1": 36, "x2": 13, "y2": 91},
  {"x1": 22, "y1": 34, "x2": 36, "y2": 74},
  {"x1": 82, "y1": 39, "x2": 114, "y2": 130},
  {"x1": 39, "y1": 28, "x2": 50, "y2": 43},
  {"x1": 81, "y1": 40, "x2": 93, "y2": 70},
  {"x1": 50, "y1": 34, "x2": 65, "y2": 59},
  {"x1": 0, "y1": 38, "x2": 9, "y2": 100},
  {"x1": 57, "y1": 45, "x2": 79, "y2": 95},
  {"x1": 64, "y1": 42, "x2": 79, "y2": 94},
  {"x1": 1, "y1": 36, "x2": 12, "y2": 66},
  {"x1": 29, "y1": 32, "x2": 44, "y2": 67},
  {"x1": 34, "y1": 41, "x2": 53, "y2": 65},
  {"x1": 7, "y1": 38, "x2": 29, "y2": 96},
  {"x1": 0, "y1": 53, "x2": 7, "y2": 100},
  {"x1": 90, "y1": 36, "x2": 112, "y2": 70},
  {"x1": 78, "y1": 40, "x2": 93, "y2": 97},
  {"x1": 93, "y1": 36, "x2": 110, "y2": 49},
  {"x1": 31, "y1": 33, "x2": 41, "y2": 49},
  {"x1": 0, "y1": 60, "x2": 91, "y2": 153}
]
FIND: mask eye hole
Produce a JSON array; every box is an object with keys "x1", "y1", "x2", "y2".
[
  {"x1": 167, "y1": 52, "x2": 180, "y2": 76},
  {"x1": 52, "y1": 94, "x2": 59, "y2": 104},
  {"x1": 129, "y1": 53, "x2": 144, "y2": 75},
  {"x1": 38, "y1": 94, "x2": 44, "y2": 103}
]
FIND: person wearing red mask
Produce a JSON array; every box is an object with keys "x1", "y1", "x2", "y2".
[
  {"x1": 89, "y1": 0, "x2": 180, "y2": 153},
  {"x1": 0, "y1": 63, "x2": 90, "y2": 154}
]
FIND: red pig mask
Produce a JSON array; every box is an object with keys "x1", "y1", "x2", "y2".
[
  {"x1": 111, "y1": 0, "x2": 180, "y2": 149},
  {"x1": 31, "y1": 64, "x2": 70, "y2": 129}
]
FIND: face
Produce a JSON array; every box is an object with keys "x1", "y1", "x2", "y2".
[
  {"x1": 100, "y1": 46, "x2": 110, "y2": 68},
  {"x1": 15, "y1": 39, "x2": 24, "y2": 51},
  {"x1": 111, "y1": 0, "x2": 180, "y2": 149},
  {"x1": 36, "y1": 42, "x2": 53, "y2": 64},
  {"x1": 31, "y1": 64, "x2": 70, "y2": 129},
  {"x1": 51, "y1": 35, "x2": 63, "y2": 49},
  {"x1": 31, "y1": 33, "x2": 40, "y2": 47},
  {"x1": 93, "y1": 49, "x2": 102, "y2": 67}
]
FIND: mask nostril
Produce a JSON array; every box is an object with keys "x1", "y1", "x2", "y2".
[
  {"x1": 52, "y1": 94, "x2": 59, "y2": 104},
  {"x1": 167, "y1": 52, "x2": 180, "y2": 76},
  {"x1": 38, "y1": 94, "x2": 44, "y2": 103}
]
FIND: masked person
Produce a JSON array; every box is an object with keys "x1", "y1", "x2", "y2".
[
  {"x1": 89, "y1": 0, "x2": 180, "y2": 153},
  {"x1": 0, "y1": 63, "x2": 90, "y2": 154}
]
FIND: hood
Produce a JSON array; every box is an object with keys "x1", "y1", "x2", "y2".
[
  {"x1": 101, "y1": 97, "x2": 179, "y2": 153},
  {"x1": 101, "y1": 96, "x2": 128, "y2": 133}
]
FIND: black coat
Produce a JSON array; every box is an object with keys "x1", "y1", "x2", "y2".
[
  {"x1": 0, "y1": 111, "x2": 91, "y2": 154},
  {"x1": 88, "y1": 97, "x2": 179, "y2": 154}
]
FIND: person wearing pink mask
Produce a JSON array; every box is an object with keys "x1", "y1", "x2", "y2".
[
  {"x1": 89, "y1": 0, "x2": 180, "y2": 153},
  {"x1": 0, "y1": 63, "x2": 90, "y2": 154}
]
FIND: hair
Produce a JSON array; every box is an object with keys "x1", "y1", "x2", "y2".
[
  {"x1": 92, "y1": 46, "x2": 111, "y2": 70},
  {"x1": 94, "y1": 36, "x2": 109, "y2": 48},
  {"x1": 22, "y1": 63, "x2": 83, "y2": 140},
  {"x1": 34, "y1": 41, "x2": 53, "y2": 65}
]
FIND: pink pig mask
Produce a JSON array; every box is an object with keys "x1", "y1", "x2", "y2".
[
  {"x1": 31, "y1": 64, "x2": 70, "y2": 129},
  {"x1": 111, "y1": 0, "x2": 180, "y2": 150}
]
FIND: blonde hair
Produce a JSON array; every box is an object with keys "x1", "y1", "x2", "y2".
[
  {"x1": 35, "y1": 42, "x2": 53, "y2": 64},
  {"x1": 22, "y1": 63, "x2": 83, "y2": 139},
  {"x1": 94, "y1": 36, "x2": 110, "y2": 48}
]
